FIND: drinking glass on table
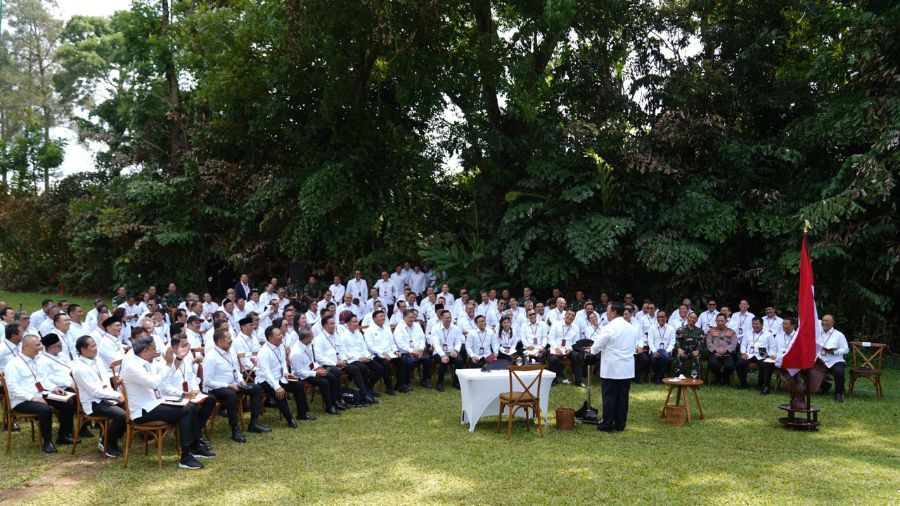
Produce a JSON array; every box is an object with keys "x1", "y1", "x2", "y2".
[{"x1": 691, "y1": 369, "x2": 699, "y2": 380}]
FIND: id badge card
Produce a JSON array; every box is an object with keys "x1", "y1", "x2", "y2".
[
  {"x1": 35, "y1": 381, "x2": 44, "y2": 392},
  {"x1": 309, "y1": 363, "x2": 315, "y2": 370},
  {"x1": 738, "y1": 328, "x2": 743, "y2": 335},
  {"x1": 232, "y1": 370, "x2": 239, "y2": 381},
  {"x1": 533, "y1": 338, "x2": 538, "y2": 345},
  {"x1": 153, "y1": 389, "x2": 161, "y2": 399},
  {"x1": 561, "y1": 339, "x2": 567, "y2": 347},
  {"x1": 479, "y1": 347, "x2": 484, "y2": 355},
  {"x1": 442, "y1": 344, "x2": 448, "y2": 351},
  {"x1": 408, "y1": 340, "x2": 414, "y2": 348},
  {"x1": 182, "y1": 381, "x2": 189, "y2": 392}
]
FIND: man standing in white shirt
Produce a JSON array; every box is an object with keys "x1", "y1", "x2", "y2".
[
  {"x1": 730, "y1": 299, "x2": 755, "y2": 345},
  {"x1": 347, "y1": 270, "x2": 368, "y2": 302},
  {"x1": 762, "y1": 305, "x2": 783, "y2": 337},
  {"x1": 374, "y1": 271, "x2": 397, "y2": 315},
  {"x1": 409, "y1": 265, "x2": 427, "y2": 297},
  {"x1": 120, "y1": 336, "x2": 212, "y2": 469},
  {"x1": 590, "y1": 302, "x2": 636, "y2": 432},
  {"x1": 329, "y1": 276, "x2": 346, "y2": 302},
  {"x1": 390, "y1": 266, "x2": 406, "y2": 298},
  {"x1": 667, "y1": 304, "x2": 690, "y2": 328},
  {"x1": 697, "y1": 299, "x2": 720, "y2": 334}
]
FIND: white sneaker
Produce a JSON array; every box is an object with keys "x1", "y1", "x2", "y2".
[{"x1": 562, "y1": 379, "x2": 571, "y2": 385}]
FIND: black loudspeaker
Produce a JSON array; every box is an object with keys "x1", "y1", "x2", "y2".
[{"x1": 289, "y1": 261, "x2": 306, "y2": 284}]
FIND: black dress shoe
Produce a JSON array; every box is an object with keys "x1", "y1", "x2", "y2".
[
  {"x1": 335, "y1": 400, "x2": 348, "y2": 410},
  {"x1": 760, "y1": 387, "x2": 770, "y2": 395},
  {"x1": 231, "y1": 428, "x2": 246, "y2": 443},
  {"x1": 366, "y1": 394, "x2": 378, "y2": 404},
  {"x1": 56, "y1": 436, "x2": 75, "y2": 445},
  {"x1": 42, "y1": 442, "x2": 58, "y2": 454},
  {"x1": 398, "y1": 385, "x2": 409, "y2": 393},
  {"x1": 326, "y1": 406, "x2": 340, "y2": 415},
  {"x1": 298, "y1": 414, "x2": 317, "y2": 421},
  {"x1": 287, "y1": 419, "x2": 299, "y2": 428},
  {"x1": 247, "y1": 420, "x2": 272, "y2": 433},
  {"x1": 386, "y1": 389, "x2": 396, "y2": 396},
  {"x1": 436, "y1": 383, "x2": 445, "y2": 392},
  {"x1": 834, "y1": 393, "x2": 843, "y2": 403},
  {"x1": 596, "y1": 426, "x2": 614, "y2": 433},
  {"x1": 421, "y1": 381, "x2": 433, "y2": 389}
]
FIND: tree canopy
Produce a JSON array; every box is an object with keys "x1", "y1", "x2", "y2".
[{"x1": 0, "y1": 0, "x2": 896, "y2": 343}]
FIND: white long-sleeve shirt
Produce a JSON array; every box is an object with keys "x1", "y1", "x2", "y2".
[
  {"x1": 255, "y1": 342, "x2": 289, "y2": 389},
  {"x1": 548, "y1": 321, "x2": 580, "y2": 353},
  {"x1": 312, "y1": 331, "x2": 343, "y2": 366},
  {"x1": 650, "y1": 324, "x2": 677, "y2": 353},
  {"x1": 817, "y1": 328, "x2": 849, "y2": 368},
  {"x1": 697, "y1": 310, "x2": 720, "y2": 334},
  {"x1": 392, "y1": 323, "x2": 426, "y2": 354},
  {"x1": 729, "y1": 311, "x2": 755, "y2": 342},
  {"x1": 363, "y1": 324, "x2": 396, "y2": 357},
  {"x1": 96, "y1": 332, "x2": 125, "y2": 369},
  {"x1": 37, "y1": 351, "x2": 72, "y2": 389},
  {"x1": 520, "y1": 321, "x2": 548, "y2": 349},
  {"x1": 120, "y1": 353, "x2": 179, "y2": 420},
  {"x1": 429, "y1": 323, "x2": 463, "y2": 356},
  {"x1": 347, "y1": 278, "x2": 369, "y2": 302},
  {"x1": 339, "y1": 328, "x2": 369, "y2": 362},
  {"x1": 289, "y1": 342, "x2": 319, "y2": 380},
  {"x1": 0, "y1": 339, "x2": 21, "y2": 372},
  {"x1": 741, "y1": 330, "x2": 769, "y2": 359},
  {"x1": 161, "y1": 359, "x2": 200, "y2": 397},
  {"x1": 590, "y1": 317, "x2": 637, "y2": 380},
  {"x1": 465, "y1": 328, "x2": 498, "y2": 360},
  {"x1": 72, "y1": 355, "x2": 119, "y2": 415},
  {"x1": 232, "y1": 332, "x2": 259, "y2": 371},
  {"x1": 329, "y1": 283, "x2": 346, "y2": 301},
  {"x1": 4, "y1": 354, "x2": 46, "y2": 409},
  {"x1": 201, "y1": 346, "x2": 242, "y2": 391}
]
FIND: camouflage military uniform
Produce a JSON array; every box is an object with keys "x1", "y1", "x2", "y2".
[
  {"x1": 673, "y1": 325, "x2": 704, "y2": 375},
  {"x1": 303, "y1": 283, "x2": 320, "y2": 300},
  {"x1": 161, "y1": 292, "x2": 184, "y2": 309},
  {"x1": 111, "y1": 295, "x2": 126, "y2": 306},
  {"x1": 285, "y1": 283, "x2": 300, "y2": 299}
]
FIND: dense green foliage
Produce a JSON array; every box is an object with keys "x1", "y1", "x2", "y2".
[{"x1": 0, "y1": 0, "x2": 897, "y2": 342}]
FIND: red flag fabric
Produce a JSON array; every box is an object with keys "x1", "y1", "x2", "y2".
[{"x1": 781, "y1": 233, "x2": 818, "y2": 370}]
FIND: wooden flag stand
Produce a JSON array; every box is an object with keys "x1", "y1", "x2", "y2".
[{"x1": 777, "y1": 369, "x2": 820, "y2": 430}]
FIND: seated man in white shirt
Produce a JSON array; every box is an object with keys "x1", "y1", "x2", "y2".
[
  {"x1": 391, "y1": 310, "x2": 433, "y2": 393},
  {"x1": 429, "y1": 310, "x2": 464, "y2": 391},
  {"x1": 811, "y1": 314, "x2": 849, "y2": 403},
  {"x1": 547, "y1": 310, "x2": 583, "y2": 386},
  {"x1": 162, "y1": 335, "x2": 217, "y2": 448},
  {"x1": 290, "y1": 327, "x2": 340, "y2": 415},
  {"x1": 121, "y1": 335, "x2": 212, "y2": 469},
  {"x1": 337, "y1": 312, "x2": 377, "y2": 405},
  {"x1": 4, "y1": 334, "x2": 77, "y2": 452},
  {"x1": 736, "y1": 317, "x2": 772, "y2": 392},
  {"x1": 202, "y1": 328, "x2": 270, "y2": 442},
  {"x1": 39, "y1": 333, "x2": 87, "y2": 438},
  {"x1": 232, "y1": 316, "x2": 260, "y2": 379},
  {"x1": 363, "y1": 310, "x2": 397, "y2": 396},
  {"x1": 1, "y1": 322, "x2": 23, "y2": 372},
  {"x1": 96, "y1": 316, "x2": 126, "y2": 369},
  {"x1": 465, "y1": 315, "x2": 498, "y2": 368},
  {"x1": 256, "y1": 326, "x2": 312, "y2": 426},
  {"x1": 520, "y1": 309, "x2": 549, "y2": 363},
  {"x1": 72, "y1": 335, "x2": 126, "y2": 457},
  {"x1": 649, "y1": 311, "x2": 676, "y2": 384}
]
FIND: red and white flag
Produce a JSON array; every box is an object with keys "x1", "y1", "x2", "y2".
[{"x1": 780, "y1": 231, "x2": 819, "y2": 374}]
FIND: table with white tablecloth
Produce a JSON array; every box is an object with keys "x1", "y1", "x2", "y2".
[{"x1": 455, "y1": 368, "x2": 556, "y2": 432}]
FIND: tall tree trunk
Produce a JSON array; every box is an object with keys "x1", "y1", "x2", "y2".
[{"x1": 160, "y1": 0, "x2": 182, "y2": 175}]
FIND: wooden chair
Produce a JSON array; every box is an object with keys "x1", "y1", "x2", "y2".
[
  {"x1": 120, "y1": 383, "x2": 180, "y2": 468},
  {"x1": 109, "y1": 359, "x2": 123, "y2": 389},
  {"x1": 70, "y1": 374, "x2": 112, "y2": 456},
  {"x1": 848, "y1": 341, "x2": 886, "y2": 400},
  {"x1": 1, "y1": 372, "x2": 44, "y2": 453},
  {"x1": 497, "y1": 364, "x2": 544, "y2": 439}
]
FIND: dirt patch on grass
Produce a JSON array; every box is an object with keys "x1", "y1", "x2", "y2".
[{"x1": 0, "y1": 453, "x2": 106, "y2": 504}]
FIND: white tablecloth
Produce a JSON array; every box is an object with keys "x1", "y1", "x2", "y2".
[{"x1": 455, "y1": 368, "x2": 556, "y2": 432}]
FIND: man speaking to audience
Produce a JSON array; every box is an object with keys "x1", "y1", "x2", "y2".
[{"x1": 590, "y1": 302, "x2": 636, "y2": 433}]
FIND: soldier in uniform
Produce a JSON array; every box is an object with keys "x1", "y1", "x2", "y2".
[
  {"x1": 162, "y1": 283, "x2": 185, "y2": 311},
  {"x1": 111, "y1": 286, "x2": 127, "y2": 307},
  {"x1": 673, "y1": 313, "x2": 703, "y2": 376},
  {"x1": 302, "y1": 276, "x2": 320, "y2": 302}
]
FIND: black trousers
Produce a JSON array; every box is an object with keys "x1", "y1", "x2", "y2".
[
  {"x1": 651, "y1": 352, "x2": 672, "y2": 383},
  {"x1": 736, "y1": 356, "x2": 774, "y2": 388},
  {"x1": 436, "y1": 353, "x2": 464, "y2": 385},
  {"x1": 303, "y1": 376, "x2": 334, "y2": 409},
  {"x1": 370, "y1": 356, "x2": 394, "y2": 391},
  {"x1": 357, "y1": 359, "x2": 387, "y2": 391},
  {"x1": 134, "y1": 402, "x2": 200, "y2": 448},
  {"x1": 547, "y1": 351, "x2": 584, "y2": 383},
  {"x1": 393, "y1": 354, "x2": 431, "y2": 387},
  {"x1": 89, "y1": 401, "x2": 126, "y2": 448},
  {"x1": 208, "y1": 384, "x2": 262, "y2": 428},
  {"x1": 323, "y1": 366, "x2": 343, "y2": 402},
  {"x1": 600, "y1": 378, "x2": 631, "y2": 431},
  {"x1": 633, "y1": 352, "x2": 651, "y2": 382},
  {"x1": 343, "y1": 362, "x2": 370, "y2": 396},
  {"x1": 12, "y1": 400, "x2": 55, "y2": 443},
  {"x1": 260, "y1": 381, "x2": 308, "y2": 420},
  {"x1": 708, "y1": 354, "x2": 735, "y2": 384}
]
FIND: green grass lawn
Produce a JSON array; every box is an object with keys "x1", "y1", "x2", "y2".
[
  {"x1": 0, "y1": 292, "x2": 101, "y2": 314},
  {"x1": 1, "y1": 291, "x2": 898, "y2": 504},
  {"x1": 1, "y1": 369, "x2": 897, "y2": 504}
]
